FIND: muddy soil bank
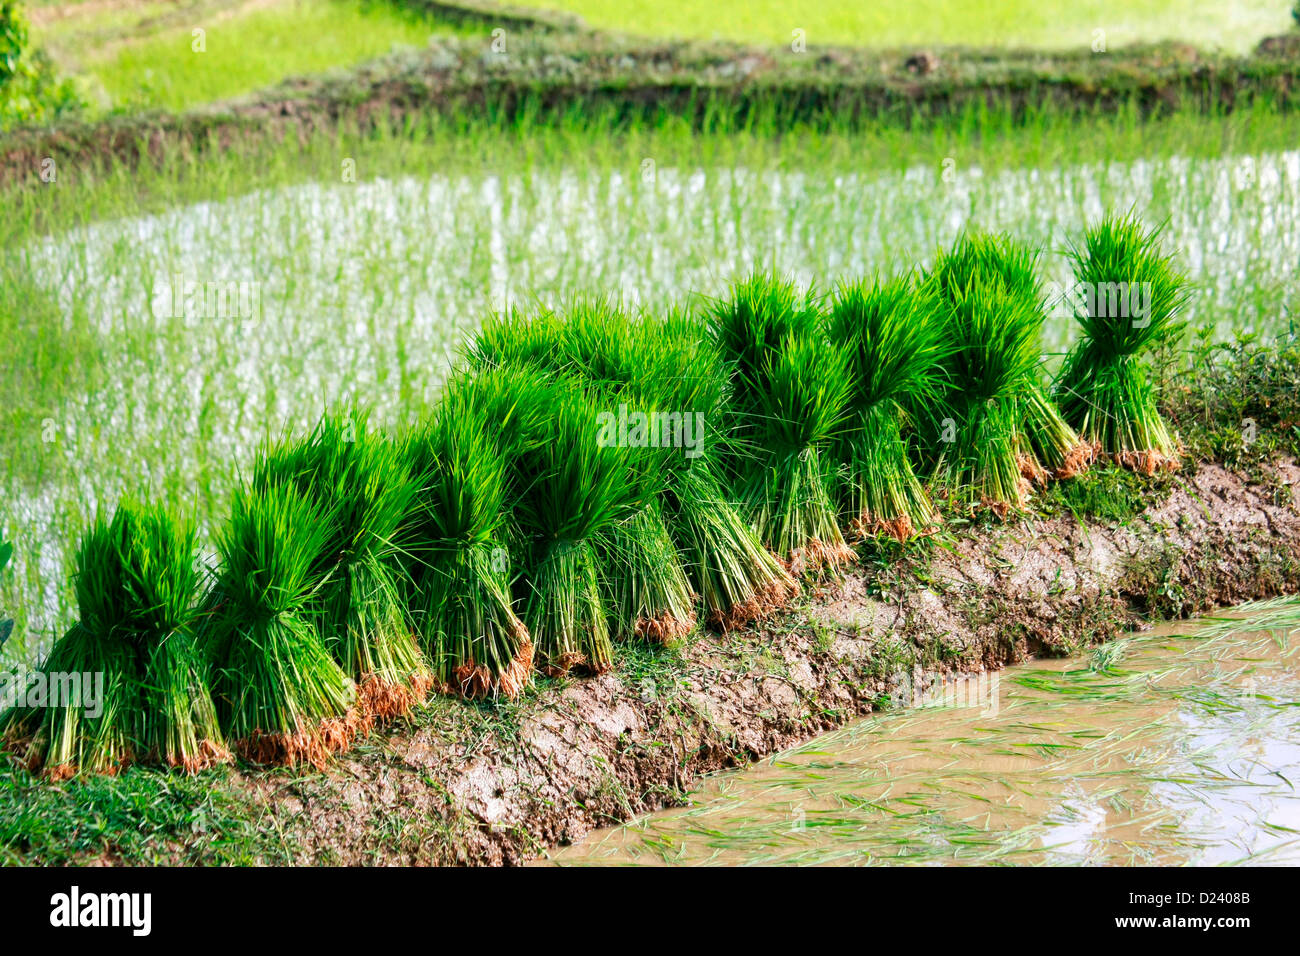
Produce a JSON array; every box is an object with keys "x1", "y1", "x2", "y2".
[
  {"x1": 3, "y1": 27, "x2": 1298, "y2": 185},
  {"x1": 235, "y1": 459, "x2": 1300, "y2": 865}
]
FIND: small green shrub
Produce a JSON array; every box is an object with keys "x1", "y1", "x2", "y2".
[{"x1": 0, "y1": 1, "x2": 81, "y2": 130}]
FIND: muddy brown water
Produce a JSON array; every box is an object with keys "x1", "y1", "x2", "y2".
[{"x1": 543, "y1": 601, "x2": 1300, "y2": 865}]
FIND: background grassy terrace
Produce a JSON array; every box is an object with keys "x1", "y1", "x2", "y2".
[{"x1": 4, "y1": 24, "x2": 1300, "y2": 183}]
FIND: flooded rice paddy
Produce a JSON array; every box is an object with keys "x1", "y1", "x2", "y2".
[
  {"x1": 4, "y1": 147, "x2": 1300, "y2": 656},
  {"x1": 545, "y1": 598, "x2": 1300, "y2": 865}
]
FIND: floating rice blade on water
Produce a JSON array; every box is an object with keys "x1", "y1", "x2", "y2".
[
  {"x1": 826, "y1": 274, "x2": 948, "y2": 540},
  {"x1": 254, "y1": 410, "x2": 431, "y2": 725},
  {"x1": 401, "y1": 373, "x2": 533, "y2": 699},
  {"x1": 1054, "y1": 211, "x2": 1190, "y2": 474},
  {"x1": 209, "y1": 482, "x2": 359, "y2": 768},
  {"x1": 710, "y1": 273, "x2": 855, "y2": 574},
  {"x1": 0, "y1": 503, "x2": 227, "y2": 777}
]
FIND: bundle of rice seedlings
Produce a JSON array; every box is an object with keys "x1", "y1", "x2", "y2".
[
  {"x1": 508, "y1": 379, "x2": 642, "y2": 675},
  {"x1": 401, "y1": 376, "x2": 533, "y2": 699},
  {"x1": 648, "y1": 309, "x2": 799, "y2": 630},
  {"x1": 253, "y1": 410, "x2": 431, "y2": 725},
  {"x1": 0, "y1": 623, "x2": 135, "y2": 779},
  {"x1": 710, "y1": 273, "x2": 855, "y2": 574},
  {"x1": 668, "y1": 458, "x2": 798, "y2": 630},
  {"x1": 927, "y1": 277, "x2": 1045, "y2": 514},
  {"x1": 209, "y1": 482, "x2": 359, "y2": 767},
  {"x1": 827, "y1": 275, "x2": 948, "y2": 541},
  {"x1": 1054, "y1": 212, "x2": 1190, "y2": 474},
  {"x1": 1, "y1": 503, "x2": 227, "y2": 778},
  {"x1": 926, "y1": 231, "x2": 1092, "y2": 482},
  {"x1": 468, "y1": 300, "x2": 698, "y2": 643},
  {"x1": 553, "y1": 300, "x2": 698, "y2": 642}
]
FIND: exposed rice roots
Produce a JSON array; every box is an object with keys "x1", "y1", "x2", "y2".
[
  {"x1": 707, "y1": 572, "x2": 800, "y2": 632},
  {"x1": 452, "y1": 636, "x2": 535, "y2": 699},
  {"x1": 235, "y1": 711, "x2": 362, "y2": 769},
  {"x1": 356, "y1": 671, "x2": 433, "y2": 726},
  {"x1": 1054, "y1": 441, "x2": 1100, "y2": 480},
  {"x1": 539, "y1": 650, "x2": 596, "y2": 678},
  {"x1": 785, "y1": 537, "x2": 857, "y2": 577},
  {"x1": 166, "y1": 739, "x2": 231, "y2": 774},
  {"x1": 634, "y1": 609, "x2": 697, "y2": 644},
  {"x1": 849, "y1": 512, "x2": 917, "y2": 543},
  {"x1": 1112, "y1": 448, "x2": 1181, "y2": 475}
]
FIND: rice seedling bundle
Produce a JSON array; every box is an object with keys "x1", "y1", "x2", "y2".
[
  {"x1": 468, "y1": 301, "x2": 696, "y2": 642},
  {"x1": 710, "y1": 273, "x2": 855, "y2": 574},
  {"x1": 469, "y1": 300, "x2": 796, "y2": 633},
  {"x1": 925, "y1": 273, "x2": 1044, "y2": 514},
  {"x1": 826, "y1": 274, "x2": 948, "y2": 540},
  {"x1": 917, "y1": 232, "x2": 1088, "y2": 513},
  {"x1": 0, "y1": 503, "x2": 227, "y2": 778},
  {"x1": 401, "y1": 373, "x2": 534, "y2": 699},
  {"x1": 927, "y1": 231, "x2": 1092, "y2": 484},
  {"x1": 1054, "y1": 212, "x2": 1189, "y2": 474},
  {"x1": 208, "y1": 482, "x2": 359, "y2": 767},
  {"x1": 502, "y1": 375, "x2": 644, "y2": 675},
  {"x1": 251, "y1": 410, "x2": 431, "y2": 724},
  {"x1": 642, "y1": 310, "x2": 799, "y2": 631},
  {"x1": 542, "y1": 299, "x2": 699, "y2": 642}
]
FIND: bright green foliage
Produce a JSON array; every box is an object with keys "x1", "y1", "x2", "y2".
[
  {"x1": 208, "y1": 482, "x2": 357, "y2": 767},
  {"x1": 1055, "y1": 212, "x2": 1189, "y2": 472},
  {"x1": 0, "y1": 1, "x2": 80, "y2": 130},
  {"x1": 926, "y1": 267, "x2": 1044, "y2": 511},
  {"x1": 402, "y1": 374, "x2": 533, "y2": 698},
  {"x1": 827, "y1": 274, "x2": 948, "y2": 538},
  {"x1": 251, "y1": 409, "x2": 429, "y2": 720},
  {"x1": 1, "y1": 503, "x2": 225, "y2": 777},
  {"x1": 711, "y1": 273, "x2": 855, "y2": 572},
  {"x1": 928, "y1": 231, "x2": 1087, "y2": 479}
]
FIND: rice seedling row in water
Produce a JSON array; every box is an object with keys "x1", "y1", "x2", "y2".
[{"x1": 1, "y1": 214, "x2": 1193, "y2": 776}]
